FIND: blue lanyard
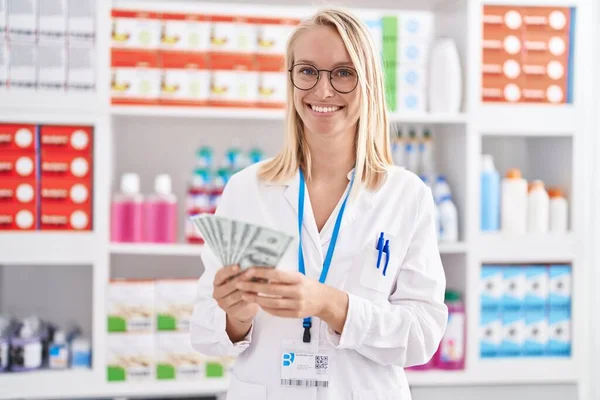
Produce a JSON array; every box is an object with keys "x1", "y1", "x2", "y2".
[{"x1": 298, "y1": 169, "x2": 354, "y2": 343}]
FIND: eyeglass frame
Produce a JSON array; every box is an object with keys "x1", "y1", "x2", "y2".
[{"x1": 288, "y1": 63, "x2": 359, "y2": 94}]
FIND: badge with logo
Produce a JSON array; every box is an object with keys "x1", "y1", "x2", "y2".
[{"x1": 280, "y1": 340, "x2": 330, "y2": 388}]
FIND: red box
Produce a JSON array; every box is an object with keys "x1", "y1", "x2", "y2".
[
  {"x1": 0, "y1": 152, "x2": 38, "y2": 179},
  {"x1": 40, "y1": 203, "x2": 92, "y2": 231},
  {"x1": 41, "y1": 151, "x2": 93, "y2": 180},
  {"x1": 41, "y1": 177, "x2": 92, "y2": 208},
  {"x1": 0, "y1": 124, "x2": 37, "y2": 152},
  {"x1": 0, "y1": 203, "x2": 37, "y2": 230},
  {"x1": 0, "y1": 178, "x2": 37, "y2": 205},
  {"x1": 40, "y1": 125, "x2": 93, "y2": 153}
]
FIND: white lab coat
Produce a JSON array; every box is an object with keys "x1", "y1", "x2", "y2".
[{"x1": 190, "y1": 162, "x2": 448, "y2": 400}]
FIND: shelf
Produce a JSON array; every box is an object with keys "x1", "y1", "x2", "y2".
[
  {"x1": 479, "y1": 104, "x2": 576, "y2": 136},
  {"x1": 477, "y1": 232, "x2": 575, "y2": 263},
  {"x1": 110, "y1": 243, "x2": 203, "y2": 256},
  {"x1": 110, "y1": 105, "x2": 467, "y2": 124},
  {"x1": 0, "y1": 233, "x2": 99, "y2": 265},
  {"x1": 100, "y1": 379, "x2": 229, "y2": 398},
  {"x1": 0, "y1": 93, "x2": 100, "y2": 116}
]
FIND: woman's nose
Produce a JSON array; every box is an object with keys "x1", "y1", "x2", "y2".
[{"x1": 312, "y1": 74, "x2": 335, "y2": 98}]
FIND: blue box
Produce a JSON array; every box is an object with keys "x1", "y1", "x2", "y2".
[
  {"x1": 523, "y1": 310, "x2": 548, "y2": 357},
  {"x1": 547, "y1": 309, "x2": 571, "y2": 357},
  {"x1": 524, "y1": 266, "x2": 549, "y2": 311},
  {"x1": 480, "y1": 311, "x2": 502, "y2": 358},
  {"x1": 549, "y1": 265, "x2": 571, "y2": 310},
  {"x1": 501, "y1": 311, "x2": 525, "y2": 357},
  {"x1": 502, "y1": 267, "x2": 526, "y2": 311},
  {"x1": 481, "y1": 266, "x2": 503, "y2": 312}
]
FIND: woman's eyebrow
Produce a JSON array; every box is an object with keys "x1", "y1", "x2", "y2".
[{"x1": 294, "y1": 59, "x2": 354, "y2": 68}]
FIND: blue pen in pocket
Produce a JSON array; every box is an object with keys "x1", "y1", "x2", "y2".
[
  {"x1": 382, "y1": 240, "x2": 390, "y2": 276},
  {"x1": 376, "y1": 232, "x2": 384, "y2": 268}
]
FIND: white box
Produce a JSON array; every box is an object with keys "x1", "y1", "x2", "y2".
[
  {"x1": 398, "y1": 39, "x2": 430, "y2": 66},
  {"x1": 8, "y1": 0, "x2": 37, "y2": 40},
  {"x1": 398, "y1": 66, "x2": 426, "y2": 90},
  {"x1": 258, "y1": 71, "x2": 286, "y2": 106},
  {"x1": 107, "y1": 333, "x2": 155, "y2": 382},
  {"x1": 160, "y1": 15, "x2": 211, "y2": 53},
  {"x1": 67, "y1": 44, "x2": 95, "y2": 91},
  {"x1": 398, "y1": 12, "x2": 434, "y2": 40},
  {"x1": 8, "y1": 42, "x2": 36, "y2": 91},
  {"x1": 210, "y1": 69, "x2": 259, "y2": 106},
  {"x1": 155, "y1": 279, "x2": 198, "y2": 332},
  {"x1": 107, "y1": 280, "x2": 155, "y2": 333},
  {"x1": 38, "y1": 0, "x2": 66, "y2": 40},
  {"x1": 397, "y1": 87, "x2": 426, "y2": 113},
  {"x1": 156, "y1": 333, "x2": 204, "y2": 381},
  {"x1": 0, "y1": 0, "x2": 7, "y2": 34},
  {"x1": 67, "y1": 0, "x2": 94, "y2": 42},
  {"x1": 0, "y1": 40, "x2": 7, "y2": 90},
  {"x1": 37, "y1": 41, "x2": 66, "y2": 91},
  {"x1": 111, "y1": 50, "x2": 161, "y2": 103},
  {"x1": 256, "y1": 21, "x2": 295, "y2": 56},
  {"x1": 112, "y1": 10, "x2": 161, "y2": 50},
  {"x1": 211, "y1": 18, "x2": 257, "y2": 54}
]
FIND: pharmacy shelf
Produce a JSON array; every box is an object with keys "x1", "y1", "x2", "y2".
[
  {"x1": 100, "y1": 379, "x2": 229, "y2": 398},
  {"x1": 110, "y1": 105, "x2": 467, "y2": 124},
  {"x1": 0, "y1": 93, "x2": 100, "y2": 116},
  {"x1": 476, "y1": 232, "x2": 575, "y2": 263},
  {"x1": 0, "y1": 233, "x2": 100, "y2": 265},
  {"x1": 479, "y1": 105, "x2": 576, "y2": 136}
]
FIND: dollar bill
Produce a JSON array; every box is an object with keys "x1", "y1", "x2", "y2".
[
  {"x1": 214, "y1": 216, "x2": 233, "y2": 266},
  {"x1": 237, "y1": 226, "x2": 294, "y2": 270},
  {"x1": 190, "y1": 215, "x2": 222, "y2": 265}
]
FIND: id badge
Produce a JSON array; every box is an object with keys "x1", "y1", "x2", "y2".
[{"x1": 280, "y1": 340, "x2": 330, "y2": 388}]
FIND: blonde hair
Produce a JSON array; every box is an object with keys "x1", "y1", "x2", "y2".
[{"x1": 258, "y1": 7, "x2": 392, "y2": 192}]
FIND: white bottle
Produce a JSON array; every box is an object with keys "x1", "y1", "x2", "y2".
[
  {"x1": 419, "y1": 127, "x2": 435, "y2": 178},
  {"x1": 527, "y1": 180, "x2": 549, "y2": 233},
  {"x1": 548, "y1": 188, "x2": 568, "y2": 232},
  {"x1": 501, "y1": 168, "x2": 528, "y2": 235},
  {"x1": 49, "y1": 330, "x2": 69, "y2": 369},
  {"x1": 439, "y1": 194, "x2": 458, "y2": 242},
  {"x1": 428, "y1": 37, "x2": 462, "y2": 113},
  {"x1": 434, "y1": 175, "x2": 452, "y2": 205}
]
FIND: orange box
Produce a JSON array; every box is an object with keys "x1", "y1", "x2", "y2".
[
  {"x1": 41, "y1": 151, "x2": 93, "y2": 180},
  {"x1": 521, "y1": 79, "x2": 565, "y2": 104},
  {"x1": 482, "y1": 75, "x2": 524, "y2": 103},
  {"x1": 0, "y1": 203, "x2": 37, "y2": 230},
  {"x1": 523, "y1": 32, "x2": 569, "y2": 63},
  {"x1": 159, "y1": 51, "x2": 210, "y2": 107},
  {"x1": 41, "y1": 177, "x2": 92, "y2": 208},
  {"x1": 0, "y1": 152, "x2": 37, "y2": 179},
  {"x1": 482, "y1": 50, "x2": 522, "y2": 80},
  {"x1": 482, "y1": 6, "x2": 524, "y2": 31},
  {"x1": 111, "y1": 49, "x2": 161, "y2": 105},
  {"x1": 0, "y1": 124, "x2": 37, "y2": 152},
  {"x1": 0, "y1": 178, "x2": 37, "y2": 205},
  {"x1": 40, "y1": 125, "x2": 94, "y2": 153},
  {"x1": 40, "y1": 202, "x2": 92, "y2": 231},
  {"x1": 521, "y1": 7, "x2": 571, "y2": 34}
]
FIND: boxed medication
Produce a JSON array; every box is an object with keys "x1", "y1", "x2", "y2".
[
  {"x1": 502, "y1": 266, "x2": 527, "y2": 311},
  {"x1": 480, "y1": 311, "x2": 502, "y2": 358},
  {"x1": 7, "y1": 0, "x2": 37, "y2": 40},
  {"x1": 0, "y1": 152, "x2": 37, "y2": 179},
  {"x1": 398, "y1": 12, "x2": 434, "y2": 40},
  {"x1": 547, "y1": 308, "x2": 571, "y2": 356},
  {"x1": 209, "y1": 55, "x2": 258, "y2": 107},
  {"x1": 0, "y1": 124, "x2": 37, "y2": 151},
  {"x1": 523, "y1": 310, "x2": 548, "y2": 356},
  {"x1": 0, "y1": 39, "x2": 7, "y2": 90},
  {"x1": 160, "y1": 12, "x2": 211, "y2": 53},
  {"x1": 258, "y1": 71, "x2": 287, "y2": 108},
  {"x1": 67, "y1": 0, "x2": 95, "y2": 42},
  {"x1": 8, "y1": 41, "x2": 37, "y2": 91},
  {"x1": 398, "y1": 66, "x2": 426, "y2": 90},
  {"x1": 0, "y1": 178, "x2": 37, "y2": 206},
  {"x1": 0, "y1": 0, "x2": 6, "y2": 34},
  {"x1": 37, "y1": 41, "x2": 67, "y2": 92},
  {"x1": 40, "y1": 125, "x2": 93, "y2": 153},
  {"x1": 255, "y1": 17, "x2": 298, "y2": 65},
  {"x1": 156, "y1": 332, "x2": 204, "y2": 380},
  {"x1": 41, "y1": 151, "x2": 92, "y2": 180},
  {"x1": 524, "y1": 265, "x2": 549, "y2": 311},
  {"x1": 210, "y1": 15, "x2": 257, "y2": 55},
  {"x1": 41, "y1": 178, "x2": 91, "y2": 208},
  {"x1": 398, "y1": 39, "x2": 430, "y2": 66},
  {"x1": 107, "y1": 333, "x2": 155, "y2": 382},
  {"x1": 107, "y1": 280, "x2": 155, "y2": 333},
  {"x1": 549, "y1": 264, "x2": 571, "y2": 309},
  {"x1": 0, "y1": 203, "x2": 36, "y2": 230},
  {"x1": 481, "y1": 265, "x2": 503, "y2": 311},
  {"x1": 39, "y1": 203, "x2": 91, "y2": 230},
  {"x1": 397, "y1": 87, "x2": 426, "y2": 113},
  {"x1": 155, "y1": 279, "x2": 197, "y2": 332},
  {"x1": 501, "y1": 311, "x2": 525, "y2": 357},
  {"x1": 67, "y1": 45, "x2": 96, "y2": 92},
  {"x1": 159, "y1": 51, "x2": 210, "y2": 107},
  {"x1": 38, "y1": 0, "x2": 67, "y2": 39},
  {"x1": 112, "y1": 9, "x2": 161, "y2": 50},
  {"x1": 111, "y1": 49, "x2": 161, "y2": 105}
]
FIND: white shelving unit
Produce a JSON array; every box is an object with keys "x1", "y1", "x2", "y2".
[{"x1": 0, "y1": 0, "x2": 596, "y2": 399}]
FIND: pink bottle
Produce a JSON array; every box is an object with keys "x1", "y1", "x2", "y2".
[
  {"x1": 436, "y1": 290, "x2": 466, "y2": 370},
  {"x1": 111, "y1": 173, "x2": 143, "y2": 242},
  {"x1": 144, "y1": 174, "x2": 178, "y2": 243}
]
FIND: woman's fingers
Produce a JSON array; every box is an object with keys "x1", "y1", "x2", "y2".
[
  {"x1": 236, "y1": 280, "x2": 300, "y2": 298},
  {"x1": 243, "y1": 293, "x2": 300, "y2": 310},
  {"x1": 214, "y1": 265, "x2": 241, "y2": 286}
]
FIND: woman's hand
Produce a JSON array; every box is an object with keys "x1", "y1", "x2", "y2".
[{"x1": 236, "y1": 268, "x2": 348, "y2": 333}]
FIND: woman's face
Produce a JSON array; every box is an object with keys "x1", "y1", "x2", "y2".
[{"x1": 291, "y1": 25, "x2": 361, "y2": 139}]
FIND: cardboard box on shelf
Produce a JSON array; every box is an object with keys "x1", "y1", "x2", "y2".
[
  {"x1": 398, "y1": 12, "x2": 434, "y2": 40},
  {"x1": 523, "y1": 310, "x2": 548, "y2": 356},
  {"x1": 68, "y1": 44, "x2": 96, "y2": 92},
  {"x1": 40, "y1": 125, "x2": 93, "y2": 153},
  {"x1": 0, "y1": 202, "x2": 36, "y2": 230},
  {"x1": 0, "y1": 0, "x2": 6, "y2": 35},
  {"x1": 521, "y1": 79, "x2": 565, "y2": 104},
  {"x1": 107, "y1": 333, "x2": 155, "y2": 382},
  {"x1": 255, "y1": 16, "x2": 298, "y2": 59},
  {"x1": 257, "y1": 70, "x2": 286, "y2": 108},
  {"x1": 482, "y1": 52, "x2": 522, "y2": 80},
  {"x1": 0, "y1": 151, "x2": 37, "y2": 179},
  {"x1": 482, "y1": 75, "x2": 524, "y2": 103},
  {"x1": 209, "y1": 54, "x2": 258, "y2": 107},
  {"x1": 0, "y1": 39, "x2": 7, "y2": 90},
  {"x1": 111, "y1": 49, "x2": 161, "y2": 105},
  {"x1": 67, "y1": 0, "x2": 95, "y2": 42},
  {"x1": 41, "y1": 151, "x2": 92, "y2": 180},
  {"x1": 210, "y1": 15, "x2": 257, "y2": 55},
  {"x1": 397, "y1": 87, "x2": 426, "y2": 113},
  {"x1": 159, "y1": 51, "x2": 210, "y2": 106},
  {"x1": 107, "y1": 280, "x2": 156, "y2": 333},
  {"x1": 38, "y1": 0, "x2": 67, "y2": 40},
  {"x1": 7, "y1": 0, "x2": 37, "y2": 40},
  {"x1": 112, "y1": 9, "x2": 162, "y2": 50},
  {"x1": 41, "y1": 177, "x2": 92, "y2": 208},
  {"x1": 160, "y1": 12, "x2": 211, "y2": 53},
  {"x1": 547, "y1": 308, "x2": 571, "y2": 357},
  {"x1": 480, "y1": 311, "x2": 502, "y2": 358},
  {"x1": 155, "y1": 279, "x2": 198, "y2": 332},
  {"x1": 8, "y1": 41, "x2": 37, "y2": 91},
  {"x1": 157, "y1": 332, "x2": 204, "y2": 381},
  {"x1": 39, "y1": 202, "x2": 92, "y2": 230},
  {"x1": 521, "y1": 7, "x2": 571, "y2": 34},
  {"x1": 37, "y1": 41, "x2": 67, "y2": 92},
  {"x1": 482, "y1": 6, "x2": 524, "y2": 31},
  {"x1": 0, "y1": 124, "x2": 37, "y2": 151},
  {"x1": 0, "y1": 177, "x2": 37, "y2": 205}
]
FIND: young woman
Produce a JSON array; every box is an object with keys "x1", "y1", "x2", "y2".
[{"x1": 191, "y1": 7, "x2": 447, "y2": 400}]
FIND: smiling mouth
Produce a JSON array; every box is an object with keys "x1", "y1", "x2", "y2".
[{"x1": 308, "y1": 104, "x2": 344, "y2": 113}]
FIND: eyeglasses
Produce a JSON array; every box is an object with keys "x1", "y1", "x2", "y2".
[{"x1": 289, "y1": 63, "x2": 359, "y2": 94}]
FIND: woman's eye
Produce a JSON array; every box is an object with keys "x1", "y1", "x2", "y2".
[
  {"x1": 300, "y1": 68, "x2": 317, "y2": 75},
  {"x1": 335, "y1": 69, "x2": 354, "y2": 78}
]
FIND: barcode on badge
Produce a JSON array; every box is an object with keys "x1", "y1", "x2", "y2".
[
  {"x1": 315, "y1": 355, "x2": 328, "y2": 370},
  {"x1": 281, "y1": 379, "x2": 329, "y2": 387}
]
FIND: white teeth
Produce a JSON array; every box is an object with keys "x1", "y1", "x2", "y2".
[{"x1": 310, "y1": 105, "x2": 340, "y2": 113}]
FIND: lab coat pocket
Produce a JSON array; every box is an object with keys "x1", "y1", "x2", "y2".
[
  {"x1": 359, "y1": 247, "x2": 398, "y2": 294},
  {"x1": 226, "y1": 373, "x2": 267, "y2": 400}
]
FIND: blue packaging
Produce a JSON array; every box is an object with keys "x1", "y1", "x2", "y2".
[
  {"x1": 481, "y1": 266, "x2": 503, "y2": 312},
  {"x1": 523, "y1": 310, "x2": 548, "y2": 357},
  {"x1": 524, "y1": 266, "x2": 549, "y2": 311},
  {"x1": 549, "y1": 265, "x2": 571, "y2": 310},
  {"x1": 547, "y1": 309, "x2": 571, "y2": 357},
  {"x1": 480, "y1": 311, "x2": 502, "y2": 358},
  {"x1": 501, "y1": 311, "x2": 525, "y2": 357},
  {"x1": 480, "y1": 155, "x2": 500, "y2": 231},
  {"x1": 502, "y1": 266, "x2": 526, "y2": 311}
]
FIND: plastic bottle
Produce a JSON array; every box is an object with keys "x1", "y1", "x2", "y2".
[
  {"x1": 428, "y1": 38, "x2": 462, "y2": 113},
  {"x1": 144, "y1": 174, "x2": 178, "y2": 243},
  {"x1": 70, "y1": 337, "x2": 91, "y2": 369},
  {"x1": 391, "y1": 126, "x2": 405, "y2": 167},
  {"x1": 196, "y1": 146, "x2": 213, "y2": 169},
  {"x1": 480, "y1": 154, "x2": 500, "y2": 232},
  {"x1": 418, "y1": 128, "x2": 435, "y2": 179},
  {"x1": 438, "y1": 194, "x2": 458, "y2": 243},
  {"x1": 501, "y1": 168, "x2": 528, "y2": 235},
  {"x1": 434, "y1": 175, "x2": 452, "y2": 205},
  {"x1": 48, "y1": 330, "x2": 69, "y2": 369},
  {"x1": 405, "y1": 127, "x2": 419, "y2": 172},
  {"x1": 549, "y1": 188, "x2": 568, "y2": 233},
  {"x1": 527, "y1": 180, "x2": 549, "y2": 233},
  {"x1": 111, "y1": 173, "x2": 144, "y2": 243},
  {"x1": 436, "y1": 290, "x2": 465, "y2": 370}
]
